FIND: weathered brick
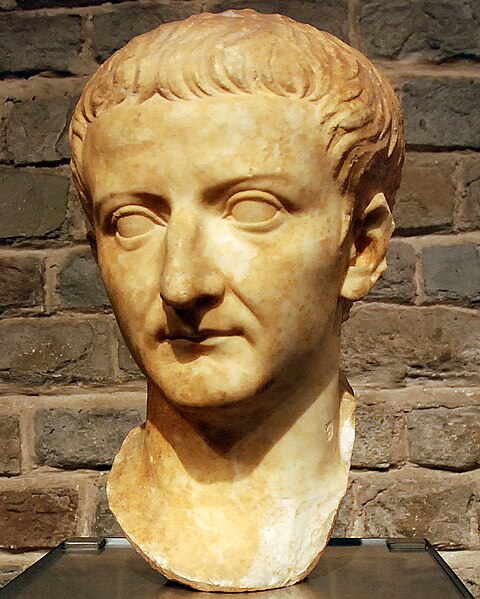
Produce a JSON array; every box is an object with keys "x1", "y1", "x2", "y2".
[
  {"x1": 0, "y1": 12, "x2": 82, "y2": 74},
  {"x1": 0, "y1": 488, "x2": 78, "y2": 548},
  {"x1": 402, "y1": 79, "x2": 480, "y2": 149},
  {"x1": 204, "y1": 0, "x2": 349, "y2": 42},
  {"x1": 393, "y1": 153, "x2": 455, "y2": 233},
  {"x1": 0, "y1": 167, "x2": 69, "y2": 239},
  {"x1": 34, "y1": 407, "x2": 144, "y2": 468},
  {"x1": 18, "y1": 0, "x2": 122, "y2": 6},
  {"x1": 422, "y1": 244, "x2": 480, "y2": 303},
  {"x1": 460, "y1": 156, "x2": 480, "y2": 230},
  {"x1": 341, "y1": 304, "x2": 480, "y2": 387},
  {"x1": 0, "y1": 415, "x2": 21, "y2": 475},
  {"x1": 331, "y1": 482, "x2": 354, "y2": 538},
  {"x1": 94, "y1": 484, "x2": 124, "y2": 537},
  {"x1": 0, "y1": 318, "x2": 113, "y2": 384},
  {"x1": 368, "y1": 240, "x2": 415, "y2": 302},
  {"x1": 358, "y1": 0, "x2": 480, "y2": 63},
  {"x1": 117, "y1": 331, "x2": 143, "y2": 379},
  {"x1": 407, "y1": 407, "x2": 480, "y2": 471},
  {"x1": 359, "y1": 470, "x2": 474, "y2": 549},
  {"x1": 92, "y1": 2, "x2": 202, "y2": 63},
  {"x1": 0, "y1": 254, "x2": 43, "y2": 312},
  {"x1": 6, "y1": 94, "x2": 78, "y2": 164},
  {"x1": 351, "y1": 405, "x2": 401, "y2": 469},
  {"x1": 58, "y1": 250, "x2": 110, "y2": 310}
]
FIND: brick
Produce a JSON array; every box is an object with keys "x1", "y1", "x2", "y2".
[
  {"x1": 6, "y1": 94, "x2": 78, "y2": 164},
  {"x1": 0, "y1": 488, "x2": 78, "y2": 548},
  {"x1": 18, "y1": 0, "x2": 122, "y2": 6},
  {"x1": 92, "y1": 2, "x2": 202, "y2": 63},
  {"x1": 461, "y1": 156, "x2": 480, "y2": 230},
  {"x1": 0, "y1": 168, "x2": 69, "y2": 239},
  {"x1": 0, "y1": 318, "x2": 113, "y2": 384},
  {"x1": 117, "y1": 331, "x2": 143, "y2": 379},
  {"x1": 0, "y1": 567, "x2": 22, "y2": 589},
  {"x1": 58, "y1": 250, "x2": 110, "y2": 310},
  {"x1": 204, "y1": 0, "x2": 349, "y2": 42},
  {"x1": 0, "y1": 254, "x2": 43, "y2": 312},
  {"x1": 359, "y1": 471, "x2": 474, "y2": 549},
  {"x1": 351, "y1": 405, "x2": 401, "y2": 469},
  {"x1": 341, "y1": 304, "x2": 480, "y2": 387},
  {"x1": 368, "y1": 240, "x2": 415, "y2": 302},
  {"x1": 422, "y1": 244, "x2": 480, "y2": 303},
  {"x1": 0, "y1": 13, "x2": 82, "y2": 74},
  {"x1": 331, "y1": 482, "x2": 354, "y2": 538},
  {"x1": 358, "y1": 0, "x2": 480, "y2": 63},
  {"x1": 402, "y1": 79, "x2": 480, "y2": 149},
  {"x1": 407, "y1": 407, "x2": 480, "y2": 471},
  {"x1": 34, "y1": 407, "x2": 144, "y2": 468},
  {"x1": 393, "y1": 153, "x2": 455, "y2": 233},
  {"x1": 94, "y1": 484, "x2": 124, "y2": 537},
  {"x1": 0, "y1": 415, "x2": 21, "y2": 475}
]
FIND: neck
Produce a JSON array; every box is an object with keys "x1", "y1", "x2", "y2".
[{"x1": 107, "y1": 345, "x2": 355, "y2": 591}]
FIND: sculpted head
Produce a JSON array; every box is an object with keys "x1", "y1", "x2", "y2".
[{"x1": 70, "y1": 10, "x2": 404, "y2": 414}]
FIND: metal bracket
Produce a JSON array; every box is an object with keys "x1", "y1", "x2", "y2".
[
  {"x1": 62, "y1": 538, "x2": 106, "y2": 553},
  {"x1": 387, "y1": 538, "x2": 426, "y2": 552}
]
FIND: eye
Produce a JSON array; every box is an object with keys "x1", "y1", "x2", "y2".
[
  {"x1": 112, "y1": 207, "x2": 162, "y2": 239},
  {"x1": 226, "y1": 192, "x2": 283, "y2": 226}
]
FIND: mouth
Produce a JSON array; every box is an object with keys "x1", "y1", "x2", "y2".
[{"x1": 161, "y1": 329, "x2": 243, "y2": 345}]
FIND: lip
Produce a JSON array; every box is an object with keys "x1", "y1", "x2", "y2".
[{"x1": 161, "y1": 329, "x2": 243, "y2": 344}]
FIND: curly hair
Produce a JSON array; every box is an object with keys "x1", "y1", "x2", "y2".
[{"x1": 70, "y1": 9, "x2": 404, "y2": 224}]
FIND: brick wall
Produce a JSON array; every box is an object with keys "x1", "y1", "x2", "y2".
[{"x1": 0, "y1": 0, "x2": 479, "y2": 594}]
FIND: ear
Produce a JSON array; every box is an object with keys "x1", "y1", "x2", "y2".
[{"x1": 340, "y1": 192, "x2": 394, "y2": 301}]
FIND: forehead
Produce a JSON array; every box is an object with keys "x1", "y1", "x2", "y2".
[{"x1": 82, "y1": 94, "x2": 336, "y2": 199}]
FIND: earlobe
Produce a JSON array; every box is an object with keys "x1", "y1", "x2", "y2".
[{"x1": 340, "y1": 192, "x2": 394, "y2": 301}]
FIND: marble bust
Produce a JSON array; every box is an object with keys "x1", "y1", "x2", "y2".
[{"x1": 69, "y1": 9, "x2": 404, "y2": 592}]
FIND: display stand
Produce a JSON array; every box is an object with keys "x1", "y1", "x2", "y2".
[{"x1": 0, "y1": 537, "x2": 473, "y2": 598}]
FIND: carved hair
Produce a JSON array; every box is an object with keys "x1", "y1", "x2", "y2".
[{"x1": 70, "y1": 9, "x2": 404, "y2": 224}]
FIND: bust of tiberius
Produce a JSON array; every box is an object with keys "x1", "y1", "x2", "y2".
[{"x1": 69, "y1": 9, "x2": 404, "y2": 592}]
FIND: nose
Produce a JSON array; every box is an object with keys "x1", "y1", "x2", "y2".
[{"x1": 159, "y1": 210, "x2": 224, "y2": 310}]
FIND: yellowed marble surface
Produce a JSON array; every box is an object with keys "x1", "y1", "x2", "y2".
[{"x1": 70, "y1": 9, "x2": 404, "y2": 592}]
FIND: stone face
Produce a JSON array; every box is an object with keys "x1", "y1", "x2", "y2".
[
  {"x1": 0, "y1": 255, "x2": 43, "y2": 312},
  {"x1": 407, "y1": 407, "x2": 480, "y2": 471},
  {"x1": 0, "y1": 415, "x2": 21, "y2": 475},
  {"x1": 461, "y1": 156, "x2": 480, "y2": 230},
  {"x1": 369, "y1": 241, "x2": 415, "y2": 302},
  {"x1": 422, "y1": 244, "x2": 480, "y2": 303},
  {"x1": 0, "y1": 168, "x2": 69, "y2": 239},
  {"x1": 351, "y1": 405, "x2": 401, "y2": 468},
  {"x1": 402, "y1": 79, "x2": 480, "y2": 149},
  {"x1": 0, "y1": 318, "x2": 113, "y2": 384},
  {"x1": 58, "y1": 250, "x2": 110, "y2": 310},
  {"x1": 94, "y1": 484, "x2": 124, "y2": 537},
  {"x1": 393, "y1": 153, "x2": 455, "y2": 232},
  {"x1": 18, "y1": 0, "x2": 122, "y2": 6},
  {"x1": 92, "y1": 2, "x2": 202, "y2": 62},
  {"x1": 0, "y1": 488, "x2": 78, "y2": 548},
  {"x1": 205, "y1": 0, "x2": 349, "y2": 42},
  {"x1": 34, "y1": 407, "x2": 145, "y2": 468},
  {"x1": 342, "y1": 304, "x2": 480, "y2": 387},
  {"x1": 0, "y1": 567, "x2": 23, "y2": 589},
  {"x1": 359, "y1": 0, "x2": 480, "y2": 62},
  {"x1": 7, "y1": 94, "x2": 77, "y2": 164},
  {"x1": 360, "y1": 472, "x2": 473, "y2": 549},
  {"x1": 441, "y1": 551, "x2": 480, "y2": 599},
  {"x1": 0, "y1": 13, "x2": 83, "y2": 74}
]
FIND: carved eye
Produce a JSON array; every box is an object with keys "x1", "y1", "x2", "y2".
[
  {"x1": 112, "y1": 206, "x2": 164, "y2": 240},
  {"x1": 115, "y1": 213, "x2": 156, "y2": 238},
  {"x1": 227, "y1": 192, "x2": 282, "y2": 226}
]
